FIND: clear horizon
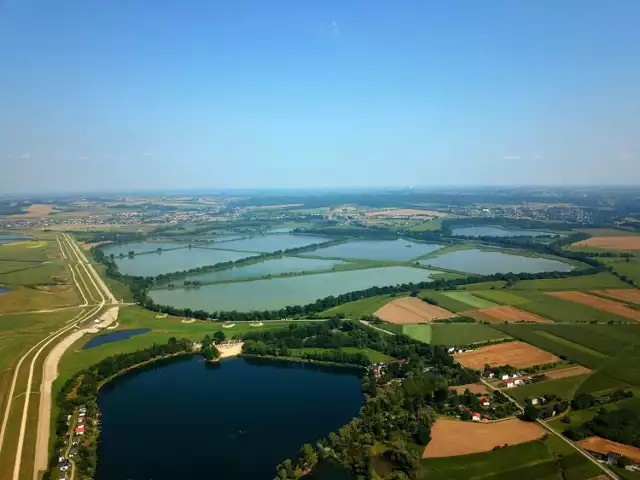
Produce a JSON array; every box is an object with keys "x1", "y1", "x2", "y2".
[{"x1": 1, "y1": 0, "x2": 639, "y2": 193}]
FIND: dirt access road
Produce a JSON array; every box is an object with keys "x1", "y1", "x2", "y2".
[{"x1": 0, "y1": 233, "x2": 118, "y2": 480}]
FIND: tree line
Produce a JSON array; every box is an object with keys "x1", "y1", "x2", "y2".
[{"x1": 44, "y1": 338, "x2": 195, "y2": 480}]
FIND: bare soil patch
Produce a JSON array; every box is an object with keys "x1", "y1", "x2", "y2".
[
  {"x1": 375, "y1": 297, "x2": 457, "y2": 324},
  {"x1": 460, "y1": 306, "x2": 552, "y2": 324},
  {"x1": 423, "y1": 418, "x2": 544, "y2": 458},
  {"x1": 366, "y1": 208, "x2": 445, "y2": 218},
  {"x1": 449, "y1": 383, "x2": 488, "y2": 395},
  {"x1": 82, "y1": 241, "x2": 113, "y2": 251},
  {"x1": 25, "y1": 204, "x2": 53, "y2": 217},
  {"x1": 578, "y1": 437, "x2": 640, "y2": 463},
  {"x1": 549, "y1": 291, "x2": 640, "y2": 322},
  {"x1": 594, "y1": 289, "x2": 640, "y2": 305},
  {"x1": 454, "y1": 341, "x2": 560, "y2": 369},
  {"x1": 572, "y1": 236, "x2": 640, "y2": 250},
  {"x1": 545, "y1": 365, "x2": 592, "y2": 380}
]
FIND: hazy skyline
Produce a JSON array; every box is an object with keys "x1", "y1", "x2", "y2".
[{"x1": 1, "y1": 0, "x2": 639, "y2": 193}]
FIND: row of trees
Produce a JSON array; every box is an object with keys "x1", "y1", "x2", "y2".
[{"x1": 45, "y1": 338, "x2": 195, "y2": 480}]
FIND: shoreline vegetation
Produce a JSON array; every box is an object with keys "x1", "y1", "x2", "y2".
[
  {"x1": 46, "y1": 318, "x2": 481, "y2": 480},
  {"x1": 90, "y1": 232, "x2": 604, "y2": 323}
]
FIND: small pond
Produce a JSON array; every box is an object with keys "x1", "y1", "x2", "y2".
[
  {"x1": 451, "y1": 226, "x2": 559, "y2": 237},
  {"x1": 0, "y1": 234, "x2": 30, "y2": 245},
  {"x1": 82, "y1": 329, "x2": 151, "y2": 350},
  {"x1": 420, "y1": 248, "x2": 573, "y2": 275},
  {"x1": 150, "y1": 266, "x2": 437, "y2": 311},
  {"x1": 308, "y1": 238, "x2": 444, "y2": 261},
  {"x1": 0, "y1": 287, "x2": 11, "y2": 294},
  {"x1": 96, "y1": 356, "x2": 362, "y2": 480}
]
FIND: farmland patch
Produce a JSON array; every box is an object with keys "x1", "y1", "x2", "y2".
[
  {"x1": 428, "y1": 324, "x2": 508, "y2": 345},
  {"x1": 544, "y1": 365, "x2": 592, "y2": 380},
  {"x1": 594, "y1": 289, "x2": 640, "y2": 305},
  {"x1": 548, "y1": 291, "x2": 640, "y2": 322},
  {"x1": 460, "y1": 306, "x2": 552, "y2": 324},
  {"x1": 423, "y1": 419, "x2": 544, "y2": 458},
  {"x1": 454, "y1": 341, "x2": 559, "y2": 369},
  {"x1": 514, "y1": 291, "x2": 626, "y2": 323},
  {"x1": 470, "y1": 290, "x2": 530, "y2": 306},
  {"x1": 449, "y1": 383, "x2": 489, "y2": 395},
  {"x1": 440, "y1": 291, "x2": 499, "y2": 309},
  {"x1": 509, "y1": 374, "x2": 590, "y2": 404},
  {"x1": 571, "y1": 236, "x2": 640, "y2": 250},
  {"x1": 374, "y1": 297, "x2": 457, "y2": 324}
]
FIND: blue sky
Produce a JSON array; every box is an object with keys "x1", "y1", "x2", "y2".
[{"x1": 1, "y1": 0, "x2": 639, "y2": 193}]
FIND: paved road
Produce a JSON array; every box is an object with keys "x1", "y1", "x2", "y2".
[
  {"x1": 357, "y1": 321, "x2": 620, "y2": 480},
  {"x1": 479, "y1": 379, "x2": 619, "y2": 479}
]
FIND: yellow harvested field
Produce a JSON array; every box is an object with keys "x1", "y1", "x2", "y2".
[
  {"x1": 449, "y1": 383, "x2": 488, "y2": 395},
  {"x1": 374, "y1": 297, "x2": 457, "y2": 324},
  {"x1": 594, "y1": 289, "x2": 640, "y2": 305},
  {"x1": 423, "y1": 418, "x2": 544, "y2": 458},
  {"x1": 545, "y1": 365, "x2": 592, "y2": 380},
  {"x1": 460, "y1": 306, "x2": 552, "y2": 324},
  {"x1": 549, "y1": 291, "x2": 640, "y2": 322},
  {"x1": 572, "y1": 236, "x2": 640, "y2": 250},
  {"x1": 454, "y1": 341, "x2": 560, "y2": 369},
  {"x1": 365, "y1": 208, "x2": 445, "y2": 218},
  {"x1": 578, "y1": 437, "x2": 640, "y2": 463},
  {"x1": 246, "y1": 204, "x2": 304, "y2": 210}
]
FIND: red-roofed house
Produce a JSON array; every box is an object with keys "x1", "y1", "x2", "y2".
[
  {"x1": 74, "y1": 425, "x2": 85, "y2": 435},
  {"x1": 481, "y1": 397, "x2": 490, "y2": 407},
  {"x1": 471, "y1": 412, "x2": 481, "y2": 422}
]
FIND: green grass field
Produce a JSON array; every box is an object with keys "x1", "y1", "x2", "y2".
[
  {"x1": 430, "y1": 324, "x2": 507, "y2": 345},
  {"x1": 0, "y1": 261, "x2": 69, "y2": 285},
  {"x1": 291, "y1": 347, "x2": 392, "y2": 362},
  {"x1": 56, "y1": 306, "x2": 323, "y2": 386},
  {"x1": 513, "y1": 291, "x2": 627, "y2": 323},
  {"x1": 321, "y1": 293, "x2": 401, "y2": 318},
  {"x1": 601, "y1": 257, "x2": 640, "y2": 286},
  {"x1": 439, "y1": 291, "x2": 499, "y2": 309},
  {"x1": 418, "y1": 291, "x2": 474, "y2": 313},
  {"x1": 511, "y1": 273, "x2": 631, "y2": 290},
  {"x1": 471, "y1": 290, "x2": 530, "y2": 306},
  {"x1": 421, "y1": 440, "x2": 559, "y2": 480},
  {"x1": 492, "y1": 323, "x2": 640, "y2": 390},
  {"x1": 402, "y1": 324, "x2": 432, "y2": 343},
  {"x1": 509, "y1": 374, "x2": 590, "y2": 403},
  {"x1": 575, "y1": 371, "x2": 630, "y2": 394}
]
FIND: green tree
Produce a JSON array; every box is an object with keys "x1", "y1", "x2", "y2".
[{"x1": 214, "y1": 330, "x2": 226, "y2": 342}]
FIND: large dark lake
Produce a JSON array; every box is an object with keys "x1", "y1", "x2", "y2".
[{"x1": 96, "y1": 356, "x2": 363, "y2": 480}]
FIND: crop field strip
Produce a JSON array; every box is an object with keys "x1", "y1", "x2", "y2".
[
  {"x1": 509, "y1": 374, "x2": 591, "y2": 404},
  {"x1": 593, "y1": 289, "x2": 640, "y2": 305},
  {"x1": 459, "y1": 306, "x2": 552, "y2": 324},
  {"x1": 402, "y1": 323, "x2": 509, "y2": 345},
  {"x1": 439, "y1": 291, "x2": 499, "y2": 309},
  {"x1": 548, "y1": 291, "x2": 640, "y2": 322}
]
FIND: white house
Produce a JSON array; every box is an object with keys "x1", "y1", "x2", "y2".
[
  {"x1": 505, "y1": 381, "x2": 515, "y2": 388},
  {"x1": 501, "y1": 374, "x2": 510, "y2": 381},
  {"x1": 471, "y1": 412, "x2": 481, "y2": 421},
  {"x1": 514, "y1": 379, "x2": 524, "y2": 386}
]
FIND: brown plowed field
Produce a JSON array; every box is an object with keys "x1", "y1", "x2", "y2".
[
  {"x1": 593, "y1": 289, "x2": 640, "y2": 305},
  {"x1": 374, "y1": 297, "x2": 457, "y2": 324},
  {"x1": 449, "y1": 383, "x2": 488, "y2": 395},
  {"x1": 572, "y1": 236, "x2": 640, "y2": 250},
  {"x1": 423, "y1": 418, "x2": 544, "y2": 458},
  {"x1": 460, "y1": 306, "x2": 552, "y2": 324},
  {"x1": 578, "y1": 437, "x2": 640, "y2": 463},
  {"x1": 548, "y1": 291, "x2": 640, "y2": 322},
  {"x1": 545, "y1": 365, "x2": 592, "y2": 380},
  {"x1": 454, "y1": 341, "x2": 560, "y2": 369}
]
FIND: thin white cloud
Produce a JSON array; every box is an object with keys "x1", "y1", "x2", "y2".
[
  {"x1": 502, "y1": 155, "x2": 520, "y2": 160},
  {"x1": 78, "y1": 156, "x2": 90, "y2": 161},
  {"x1": 20, "y1": 152, "x2": 31, "y2": 160},
  {"x1": 142, "y1": 152, "x2": 152, "y2": 157},
  {"x1": 331, "y1": 20, "x2": 339, "y2": 36}
]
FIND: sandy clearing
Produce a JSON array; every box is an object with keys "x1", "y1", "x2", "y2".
[
  {"x1": 365, "y1": 208, "x2": 445, "y2": 218},
  {"x1": 572, "y1": 236, "x2": 640, "y2": 250},
  {"x1": 454, "y1": 341, "x2": 560, "y2": 369},
  {"x1": 375, "y1": 297, "x2": 457, "y2": 324},
  {"x1": 82, "y1": 241, "x2": 113, "y2": 251},
  {"x1": 460, "y1": 306, "x2": 552, "y2": 324},
  {"x1": 578, "y1": 437, "x2": 640, "y2": 463},
  {"x1": 449, "y1": 383, "x2": 489, "y2": 395},
  {"x1": 423, "y1": 418, "x2": 544, "y2": 458},
  {"x1": 549, "y1": 291, "x2": 640, "y2": 322},
  {"x1": 594, "y1": 289, "x2": 640, "y2": 305},
  {"x1": 216, "y1": 341, "x2": 244, "y2": 358},
  {"x1": 545, "y1": 365, "x2": 592, "y2": 380},
  {"x1": 181, "y1": 318, "x2": 196, "y2": 324}
]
